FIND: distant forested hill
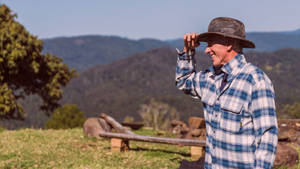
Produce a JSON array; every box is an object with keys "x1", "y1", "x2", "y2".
[
  {"x1": 281, "y1": 29, "x2": 300, "y2": 35},
  {"x1": 42, "y1": 35, "x2": 166, "y2": 71},
  {"x1": 2, "y1": 47, "x2": 300, "y2": 129},
  {"x1": 246, "y1": 32, "x2": 300, "y2": 51},
  {"x1": 60, "y1": 47, "x2": 300, "y2": 122},
  {"x1": 167, "y1": 32, "x2": 300, "y2": 52},
  {"x1": 3, "y1": 30, "x2": 300, "y2": 129},
  {"x1": 42, "y1": 30, "x2": 300, "y2": 71}
]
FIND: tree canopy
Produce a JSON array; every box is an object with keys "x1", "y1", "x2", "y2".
[{"x1": 0, "y1": 4, "x2": 76, "y2": 119}]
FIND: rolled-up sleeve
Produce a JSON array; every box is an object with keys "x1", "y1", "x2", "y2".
[
  {"x1": 175, "y1": 53, "x2": 203, "y2": 99},
  {"x1": 251, "y1": 74, "x2": 278, "y2": 169}
]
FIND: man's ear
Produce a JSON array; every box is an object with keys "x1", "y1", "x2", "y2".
[
  {"x1": 227, "y1": 43, "x2": 233, "y2": 52},
  {"x1": 225, "y1": 38, "x2": 233, "y2": 52},
  {"x1": 226, "y1": 38, "x2": 239, "y2": 52}
]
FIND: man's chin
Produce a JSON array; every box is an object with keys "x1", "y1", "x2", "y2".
[
  {"x1": 211, "y1": 58, "x2": 221, "y2": 67},
  {"x1": 212, "y1": 62, "x2": 222, "y2": 67}
]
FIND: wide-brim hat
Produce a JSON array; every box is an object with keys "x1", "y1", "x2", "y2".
[{"x1": 197, "y1": 17, "x2": 255, "y2": 48}]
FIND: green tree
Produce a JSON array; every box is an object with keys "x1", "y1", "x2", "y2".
[
  {"x1": 45, "y1": 104, "x2": 86, "y2": 129},
  {"x1": 281, "y1": 102, "x2": 300, "y2": 119},
  {"x1": 138, "y1": 98, "x2": 179, "y2": 130},
  {"x1": 0, "y1": 4, "x2": 76, "y2": 119}
]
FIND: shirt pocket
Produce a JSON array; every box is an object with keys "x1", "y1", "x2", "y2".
[{"x1": 219, "y1": 98, "x2": 244, "y2": 134}]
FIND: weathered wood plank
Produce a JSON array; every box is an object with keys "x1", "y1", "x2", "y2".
[{"x1": 99, "y1": 132, "x2": 206, "y2": 147}]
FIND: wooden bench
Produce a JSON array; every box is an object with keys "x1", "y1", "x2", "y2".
[{"x1": 99, "y1": 132, "x2": 206, "y2": 161}]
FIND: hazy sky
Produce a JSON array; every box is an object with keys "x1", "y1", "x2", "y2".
[{"x1": 1, "y1": 0, "x2": 300, "y2": 40}]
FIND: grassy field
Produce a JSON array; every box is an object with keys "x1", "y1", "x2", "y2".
[
  {"x1": 0, "y1": 128, "x2": 299, "y2": 169},
  {"x1": 0, "y1": 128, "x2": 192, "y2": 169}
]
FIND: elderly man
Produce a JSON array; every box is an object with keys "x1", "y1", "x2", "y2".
[{"x1": 176, "y1": 17, "x2": 278, "y2": 169}]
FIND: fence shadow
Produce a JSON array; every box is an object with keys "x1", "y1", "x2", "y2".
[{"x1": 130, "y1": 146, "x2": 190, "y2": 157}]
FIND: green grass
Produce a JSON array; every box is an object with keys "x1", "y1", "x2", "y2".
[
  {"x1": 0, "y1": 128, "x2": 191, "y2": 169},
  {"x1": 1, "y1": 128, "x2": 299, "y2": 169},
  {"x1": 0, "y1": 126, "x2": 5, "y2": 133}
]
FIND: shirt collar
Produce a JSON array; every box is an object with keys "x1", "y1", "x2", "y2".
[
  {"x1": 207, "y1": 53, "x2": 247, "y2": 78},
  {"x1": 221, "y1": 53, "x2": 247, "y2": 76}
]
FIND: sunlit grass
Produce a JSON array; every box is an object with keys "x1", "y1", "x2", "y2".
[
  {"x1": 0, "y1": 128, "x2": 190, "y2": 169},
  {"x1": 1, "y1": 128, "x2": 299, "y2": 168}
]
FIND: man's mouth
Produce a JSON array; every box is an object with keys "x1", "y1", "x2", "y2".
[
  {"x1": 210, "y1": 54, "x2": 217, "y2": 59},
  {"x1": 209, "y1": 51, "x2": 216, "y2": 57}
]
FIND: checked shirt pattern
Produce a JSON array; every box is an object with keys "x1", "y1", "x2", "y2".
[{"x1": 176, "y1": 53, "x2": 278, "y2": 169}]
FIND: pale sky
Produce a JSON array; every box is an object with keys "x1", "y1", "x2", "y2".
[{"x1": 1, "y1": 0, "x2": 300, "y2": 40}]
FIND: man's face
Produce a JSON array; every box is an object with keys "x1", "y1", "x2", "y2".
[{"x1": 204, "y1": 36, "x2": 229, "y2": 67}]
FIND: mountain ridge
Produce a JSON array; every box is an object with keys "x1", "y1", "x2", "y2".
[
  {"x1": 42, "y1": 29, "x2": 300, "y2": 71},
  {"x1": 60, "y1": 47, "x2": 300, "y2": 122},
  {"x1": 1, "y1": 47, "x2": 299, "y2": 129}
]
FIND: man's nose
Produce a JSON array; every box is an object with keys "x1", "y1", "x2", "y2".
[{"x1": 205, "y1": 47, "x2": 210, "y2": 54}]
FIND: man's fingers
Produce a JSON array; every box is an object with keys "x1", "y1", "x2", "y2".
[
  {"x1": 192, "y1": 33, "x2": 196, "y2": 39},
  {"x1": 184, "y1": 33, "x2": 200, "y2": 51},
  {"x1": 191, "y1": 38, "x2": 194, "y2": 47},
  {"x1": 187, "y1": 35, "x2": 191, "y2": 49},
  {"x1": 187, "y1": 35, "x2": 191, "y2": 47},
  {"x1": 184, "y1": 34, "x2": 188, "y2": 49},
  {"x1": 191, "y1": 33, "x2": 196, "y2": 47},
  {"x1": 187, "y1": 34, "x2": 191, "y2": 42}
]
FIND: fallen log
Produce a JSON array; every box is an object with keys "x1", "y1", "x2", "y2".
[
  {"x1": 98, "y1": 118, "x2": 112, "y2": 132},
  {"x1": 100, "y1": 113, "x2": 135, "y2": 135},
  {"x1": 99, "y1": 131, "x2": 206, "y2": 160},
  {"x1": 99, "y1": 132, "x2": 205, "y2": 147}
]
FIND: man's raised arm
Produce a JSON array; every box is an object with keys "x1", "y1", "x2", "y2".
[{"x1": 175, "y1": 33, "x2": 203, "y2": 99}]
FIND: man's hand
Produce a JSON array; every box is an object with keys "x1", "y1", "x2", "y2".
[{"x1": 184, "y1": 33, "x2": 200, "y2": 53}]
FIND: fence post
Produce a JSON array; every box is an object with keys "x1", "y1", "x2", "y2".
[
  {"x1": 191, "y1": 146, "x2": 204, "y2": 161},
  {"x1": 111, "y1": 138, "x2": 129, "y2": 152}
]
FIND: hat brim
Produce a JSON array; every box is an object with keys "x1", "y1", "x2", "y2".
[{"x1": 197, "y1": 32, "x2": 255, "y2": 48}]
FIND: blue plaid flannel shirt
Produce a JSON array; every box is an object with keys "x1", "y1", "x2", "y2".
[{"x1": 176, "y1": 53, "x2": 278, "y2": 169}]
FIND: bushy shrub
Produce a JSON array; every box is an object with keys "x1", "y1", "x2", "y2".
[
  {"x1": 45, "y1": 104, "x2": 86, "y2": 129},
  {"x1": 0, "y1": 126, "x2": 5, "y2": 133},
  {"x1": 281, "y1": 102, "x2": 300, "y2": 119}
]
